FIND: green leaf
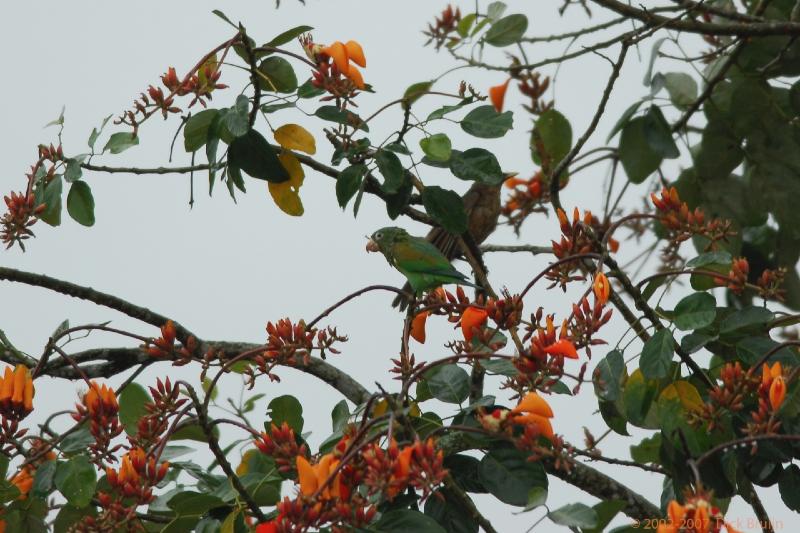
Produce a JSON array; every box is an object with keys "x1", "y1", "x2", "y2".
[
  {"x1": 331, "y1": 399, "x2": 350, "y2": 433},
  {"x1": 484, "y1": 14, "x2": 528, "y2": 47},
  {"x1": 59, "y1": 428, "x2": 94, "y2": 454},
  {"x1": 264, "y1": 25, "x2": 314, "y2": 47},
  {"x1": 297, "y1": 79, "x2": 325, "y2": 99},
  {"x1": 460, "y1": 106, "x2": 513, "y2": 138},
  {"x1": 482, "y1": 358, "x2": 518, "y2": 376},
  {"x1": 54, "y1": 504, "x2": 97, "y2": 533},
  {"x1": 599, "y1": 399, "x2": 629, "y2": 435},
  {"x1": 673, "y1": 292, "x2": 716, "y2": 331},
  {"x1": 664, "y1": 72, "x2": 698, "y2": 109},
  {"x1": 373, "y1": 509, "x2": 446, "y2": 532},
  {"x1": 548, "y1": 503, "x2": 598, "y2": 528},
  {"x1": 0, "y1": 480, "x2": 19, "y2": 504},
  {"x1": 314, "y1": 106, "x2": 368, "y2": 131},
  {"x1": 643, "y1": 37, "x2": 667, "y2": 86},
  {"x1": 228, "y1": 129, "x2": 289, "y2": 183},
  {"x1": 411, "y1": 411, "x2": 443, "y2": 438},
  {"x1": 66, "y1": 181, "x2": 95, "y2": 227},
  {"x1": 54, "y1": 455, "x2": 97, "y2": 508},
  {"x1": 260, "y1": 102, "x2": 295, "y2": 114},
  {"x1": 719, "y1": 306, "x2": 774, "y2": 335},
  {"x1": 402, "y1": 81, "x2": 435, "y2": 109},
  {"x1": 487, "y1": 1, "x2": 507, "y2": 20},
  {"x1": 88, "y1": 115, "x2": 112, "y2": 150},
  {"x1": 222, "y1": 95, "x2": 250, "y2": 138},
  {"x1": 449, "y1": 148, "x2": 504, "y2": 185},
  {"x1": 119, "y1": 383, "x2": 153, "y2": 436},
  {"x1": 583, "y1": 500, "x2": 628, "y2": 533},
  {"x1": 521, "y1": 487, "x2": 548, "y2": 511},
  {"x1": 257, "y1": 56, "x2": 298, "y2": 93},
  {"x1": 643, "y1": 106, "x2": 679, "y2": 159},
  {"x1": 607, "y1": 100, "x2": 643, "y2": 142},
  {"x1": 426, "y1": 98, "x2": 474, "y2": 121},
  {"x1": 687, "y1": 251, "x2": 733, "y2": 268},
  {"x1": 267, "y1": 395, "x2": 304, "y2": 433},
  {"x1": 630, "y1": 433, "x2": 662, "y2": 464},
  {"x1": 336, "y1": 164, "x2": 366, "y2": 209},
  {"x1": 457, "y1": 13, "x2": 477, "y2": 38},
  {"x1": 422, "y1": 186, "x2": 468, "y2": 234},
  {"x1": 37, "y1": 175, "x2": 63, "y2": 226},
  {"x1": 184, "y1": 109, "x2": 220, "y2": 152},
  {"x1": 419, "y1": 134, "x2": 452, "y2": 162},
  {"x1": 443, "y1": 455, "x2": 486, "y2": 493},
  {"x1": 779, "y1": 464, "x2": 800, "y2": 512},
  {"x1": 375, "y1": 150, "x2": 405, "y2": 193},
  {"x1": 64, "y1": 156, "x2": 85, "y2": 183},
  {"x1": 424, "y1": 488, "x2": 479, "y2": 533},
  {"x1": 478, "y1": 447, "x2": 547, "y2": 506},
  {"x1": 619, "y1": 116, "x2": 663, "y2": 183},
  {"x1": 532, "y1": 109, "x2": 572, "y2": 169},
  {"x1": 425, "y1": 364, "x2": 470, "y2": 404},
  {"x1": 640, "y1": 329, "x2": 675, "y2": 379},
  {"x1": 103, "y1": 132, "x2": 139, "y2": 154},
  {"x1": 622, "y1": 369, "x2": 658, "y2": 428},
  {"x1": 593, "y1": 349, "x2": 625, "y2": 401},
  {"x1": 168, "y1": 491, "x2": 227, "y2": 518}
]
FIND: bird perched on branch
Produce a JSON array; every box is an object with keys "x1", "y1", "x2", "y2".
[
  {"x1": 366, "y1": 227, "x2": 477, "y2": 296},
  {"x1": 390, "y1": 182, "x2": 502, "y2": 310}
]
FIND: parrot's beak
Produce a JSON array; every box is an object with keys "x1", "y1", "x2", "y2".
[{"x1": 365, "y1": 239, "x2": 380, "y2": 252}]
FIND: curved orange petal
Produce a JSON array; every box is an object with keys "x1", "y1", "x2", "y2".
[
  {"x1": 346, "y1": 65, "x2": 365, "y2": 90},
  {"x1": 461, "y1": 306, "x2": 489, "y2": 342},
  {"x1": 512, "y1": 392, "x2": 553, "y2": 417},
  {"x1": 666, "y1": 500, "x2": 686, "y2": 524},
  {"x1": 543, "y1": 339, "x2": 579, "y2": 359},
  {"x1": 489, "y1": 78, "x2": 511, "y2": 112},
  {"x1": 410, "y1": 311, "x2": 429, "y2": 344},
  {"x1": 295, "y1": 456, "x2": 318, "y2": 496},
  {"x1": 593, "y1": 272, "x2": 610, "y2": 304},
  {"x1": 11, "y1": 366, "x2": 26, "y2": 405},
  {"x1": 322, "y1": 41, "x2": 349, "y2": 75},
  {"x1": 0, "y1": 367, "x2": 13, "y2": 403},
  {"x1": 344, "y1": 40, "x2": 366, "y2": 67}
]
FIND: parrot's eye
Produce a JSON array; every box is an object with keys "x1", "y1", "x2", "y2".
[{"x1": 375, "y1": 232, "x2": 383, "y2": 240}]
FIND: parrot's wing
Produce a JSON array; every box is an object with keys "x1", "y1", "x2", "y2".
[{"x1": 392, "y1": 237, "x2": 455, "y2": 274}]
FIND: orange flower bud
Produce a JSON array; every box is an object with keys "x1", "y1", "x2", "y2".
[
  {"x1": 410, "y1": 311, "x2": 429, "y2": 344},
  {"x1": 593, "y1": 272, "x2": 610, "y2": 304},
  {"x1": 770, "y1": 375, "x2": 786, "y2": 410},
  {"x1": 489, "y1": 78, "x2": 511, "y2": 112},
  {"x1": 544, "y1": 339, "x2": 578, "y2": 359},
  {"x1": 11, "y1": 365, "x2": 26, "y2": 406},
  {"x1": 10, "y1": 468, "x2": 33, "y2": 499},
  {"x1": 461, "y1": 306, "x2": 489, "y2": 342},
  {"x1": 667, "y1": 500, "x2": 686, "y2": 525},
  {"x1": 512, "y1": 413, "x2": 554, "y2": 440},
  {"x1": 344, "y1": 40, "x2": 366, "y2": 67},
  {"x1": 0, "y1": 367, "x2": 13, "y2": 403}
]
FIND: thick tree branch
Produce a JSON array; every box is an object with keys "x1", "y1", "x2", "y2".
[{"x1": 592, "y1": 0, "x2": 800, "y2": 36}]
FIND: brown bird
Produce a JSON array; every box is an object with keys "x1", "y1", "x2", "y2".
[{"x1": 392, "y1": 182, "x2": 502, "y2": 310}]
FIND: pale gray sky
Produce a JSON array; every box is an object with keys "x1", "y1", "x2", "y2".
[{"x1": 1, "y1": 1, "x2": 795, "y2": 531}]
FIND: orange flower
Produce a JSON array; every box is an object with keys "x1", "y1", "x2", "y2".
[
  {"x1": 543, "y1": 339, "x2": 578, "y2": 359},
  {"x1": 295, "y1": 454, "x2": 342, "y2": 500},
  {"x1": 593, "y1": 272, "x2": 610, "y2": 305},
  {"x1": 489, "y1": 78, "x2": 511, "y2": 112},
  {"x1": 0, "y1": 365, "x2": 34, "y2": 418},
  {"x1": 461, "y1": 306, "x2": 489, "y2": 342},
  {"x1": 511, "y1": 392, "x2": 555, "y2": 441},
  {"x1": 10, "y1": 467, "x2": 33, "y2": 499},
  {"x1": 321, "y1": 40, "x2": 367, "y2": 90},
  {"x1": 410, "y1": 311, "x2": 430, "y2": 344},
  {"x1": 770, "y1": 375, "x2": 786, "y2": 410}
]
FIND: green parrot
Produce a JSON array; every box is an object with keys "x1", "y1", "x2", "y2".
[{"x1": 366, "y1": 226, "x2": 477, "y2": 294}]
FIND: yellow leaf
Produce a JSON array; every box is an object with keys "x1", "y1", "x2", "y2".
[
  {"x1": 235, "y1": 449, "x2": 258, "y2": 476},
  {"x1": 268, "y1": 152, "x2": 304, "y2": 216},
  {"x1": 660, "y1": 380, "x2": 703, "y2": 412},
  {"x1": 197, "y1": 53, "x2": 219, "y2": 91},
  {"x1": 274, "y1": 124, "x2": 316, "y2": 154}
]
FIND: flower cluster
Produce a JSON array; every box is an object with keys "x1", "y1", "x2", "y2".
[
  {"x1": 0, "y1": 190, "x2": 44, "y2": 250},
  {"x1": 423, "y1": 5, "x2": 462, "y2": 50},
  {"x1": 117, "y1": 57, "x2": 227, "y2": 135},
  {"x1": 651, "y1": 186, "x2": 734, "y2": 250},
  {"x1": 303, "y1": 35, "x2": 367, "y2": 97},
  {"x1": 256, "y1": 435, "x2": 445, "y2": 532},
  {"x1": 253, "y1": 319, "x2": 346, "y2": 380},
  {"x1": 658, "y1": 491, "x2": 741, "y2": 533},
  {"x1": 143, "y1": 320, "x2": 198, "y2": 363},
  {"x1": 132, "y1": 377, "x2": 187, "y2": 449},
  {"x1": 548, "y1": 207, "x2": 618, "y2": 290},
  {"x1": 72, "y1": 381, "x2": 123, "y2": 464},
  {"x1": 254, "y1": 422, "x2": 308, "y2": 474},
  {"x1": 0, "y1": 365, "x2": 34, "y2": 422}
]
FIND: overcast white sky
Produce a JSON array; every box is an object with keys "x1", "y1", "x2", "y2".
[{"x1": 1, "y1": 1, "x2": 796, "y2": 531}]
